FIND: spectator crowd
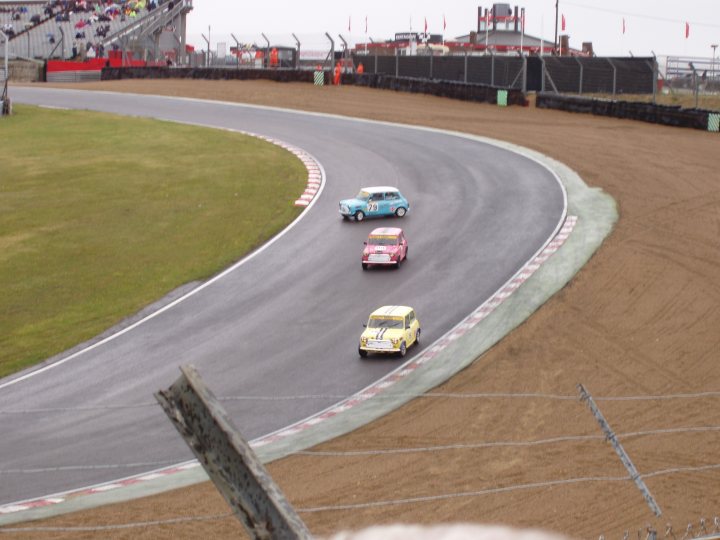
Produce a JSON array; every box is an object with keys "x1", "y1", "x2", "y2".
[{"x1": 1, "y1": 0, "x2": 172, "y2": 58}]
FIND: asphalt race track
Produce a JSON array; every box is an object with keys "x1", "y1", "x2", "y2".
[{"x1": 1, "y1": 88, "x2": 566, "y2": 505}]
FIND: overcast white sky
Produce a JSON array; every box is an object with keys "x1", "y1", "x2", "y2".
[{"x1": 186, "y1": 0, "x2": 720, "y2": 60}]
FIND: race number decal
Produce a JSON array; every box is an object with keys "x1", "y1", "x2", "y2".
[{"x1": 368, "y1": 202, "x2": 379, "y2": 212}]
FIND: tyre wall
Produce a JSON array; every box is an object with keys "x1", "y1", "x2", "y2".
[
  {"x1": 536, "y1": 93, "x2": 717, "y2": 131},
  {"x1": 102, "y1": 66, "x2": 529, "y2": 106}
]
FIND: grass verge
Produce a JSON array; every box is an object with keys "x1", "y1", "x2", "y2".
[{"x1": 0, "y1": 104, "x2": 306, "y2": 377}]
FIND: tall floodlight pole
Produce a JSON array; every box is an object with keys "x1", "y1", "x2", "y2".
[
  {"x1": 554, "y1": 0, "x2": 559, "y2": 55},
  {"x1": 712, "y1": 44, "x2": 718, "y2": 81}
]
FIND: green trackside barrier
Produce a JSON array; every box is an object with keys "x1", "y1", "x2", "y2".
[
  {"x1": 497, "y1": 89, "x2": 508, "y2": 107},
  {"x1": 314, "y1": 70, "x2": 324, "y2": 86},
  {"x1": 708, "y1": 113, "x2": 719, "y2": 133}
]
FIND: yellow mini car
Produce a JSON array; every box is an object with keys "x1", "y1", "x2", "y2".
[{"x1": 359, "y1": 305, "x2": 421, "y2": 358}]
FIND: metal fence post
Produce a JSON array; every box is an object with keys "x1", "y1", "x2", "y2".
[
  {"x1": 337, "y1": 33, "x2": 348, "y2": 63},
  {"x1": 324, "y1": 32, "x2": 334, "y2": 71},
  {"x1": 231, "y1": 33, "x2": 240, "y2": 69},
  {"x1": 429, "y1": 52, "x2": 433, "y2": 79},
  {"x1": 574, "y1": 56, "x2": 583, "y2": 94},
  {"x1": 577, "y1": 384, "x2": 662, "y2": 517},
  {"x1": 652, "y1": 54, "x2": 658, "y2": 104},
  {"x1": 292, "y1": 33, "x2": 300, "y2": 69},
  {"x1": 491, "y1": 52, "x2": 495, "y2": 86},
  {"x1": 261, "y1": 32, "x2": 270, "y2": 69},
  {"x1": 395, "y1": 48, "x2": 399, "y2": 77},
  {"x1": 156, "y1": 365, "x2": 313, "y2": 540},
  {"x1": 1, "y1": 30, "x2": 7, "y2": 85},
  {"x1": 464, "y1": 51, "x2": 468, "y2": 83},
  {"x1": 607, "y1": 58, "x2": 617, "y2": 96},
  {"x1": 689, "y1": 62, "x2": 699, "y2": 108}
]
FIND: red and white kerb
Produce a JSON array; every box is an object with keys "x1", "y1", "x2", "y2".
[{"x1": 0, "y1": 211, "x2": 576, "y2": 516}]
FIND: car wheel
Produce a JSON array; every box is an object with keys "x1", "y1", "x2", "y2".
[
  {"x1": 398, "y1": 341, "x2": 407, "y2": 357},
  {"x1": 359, "y1": 348, "x2": 368, "y2": 358},
  {"x1": 404, "y1": 247, "x2": 408, "y2": 260},
  {"x1": 362, "y1": 262, "x2": 368, "y2": 270},
  {"x1": 395, "y1": 207, "x2": 407, "y2": 218},
  {"x1": 394, "y1": 258, "x2": 401, "y2": 269},
  {"x1": 342, "y1": 215, "x2": 349, "y2": 221},
  {"x1": 355, "y1": 210, "x2": 365, "y2": 222}
]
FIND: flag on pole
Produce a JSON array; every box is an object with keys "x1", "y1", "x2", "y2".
[
  {"x1": 443, "y1": 14, "x2": 446, "y2": 31},
  {"x1": 424, "y1": 17, "x2": 428, "y2": 34},
  {"x1": 561, "y1": 14, "x2": 566, "y2": 31},
  {"x1": 622, "y1": 18, "x2": 626, "y2": 34},
  {"x1": 348, "y1": 16, "x2": 351, "y2": 32},
  {"x1": 365, "y1": 15, "x2": 367, "y2": 34},
  {"x1": 685, "y1": 21, "x2": 690, "y2": 38}
]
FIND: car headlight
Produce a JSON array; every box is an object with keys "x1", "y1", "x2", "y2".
[
  {"x1": 360, "y1": 337, "x2": 367, "y2": 346},
  {"x1": 391, "y1": 337, "x2": 401, "y2": 345}
]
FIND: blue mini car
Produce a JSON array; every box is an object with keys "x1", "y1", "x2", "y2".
[{"x1": 339, "y1": 186, "x2": 410, "y2": 222}]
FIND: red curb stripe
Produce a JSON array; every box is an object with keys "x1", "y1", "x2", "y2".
[{"x1": 0, "y1": 215, "x2": 577, "y2": 517}]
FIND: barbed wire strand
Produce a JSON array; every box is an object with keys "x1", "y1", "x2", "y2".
[
  {"x1": 295, "y1": 426, "x2": 720, "y2": 456},
  {"x1": 641, "y1": 463, "x2": 720, "y2": 479},
  {"x1": 219, "y1": 390, "x2": 720, "y2": 402},
  {"x1": 0, "y1": 512, "x2": 236, "y2": 533},
  {"x1": 296, "y1": 434, "x2": 605, "y2": 456},
  {"x1": 293, "y1": 426, "x2": 720, "y2": 456},
  {"x1": 3, "y1": 426, "x2": 718, "y2": 473},
  {"x1": 2, "y1": 390, "x2": 720, "y2": 415},
  {"x1": 298, "y1": 475, "x2": 631, "y2": 512},
  {"x1": 297, "y1": 463, "x2": 720, "y2": 513},
  {"x1": 0, "y1": 471, "x2": 717, "y2": 531}
]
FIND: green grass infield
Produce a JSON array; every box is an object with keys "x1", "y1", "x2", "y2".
[{"x1": 0, "y1": 104, "x2": 307, "y2": 378}]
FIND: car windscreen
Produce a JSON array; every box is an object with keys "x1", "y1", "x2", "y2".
[
  {"x1": 355, "y1": 191, "x2": 370, "y2": 201},
  {"x1": 368, "y1": 236, "x2": 399, "y2": 246},
  {"x1": 368, "y1": 317, "x2": 404, "y2": 329}
]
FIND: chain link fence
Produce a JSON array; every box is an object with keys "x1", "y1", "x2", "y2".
[{"x1": 349, "y1": 52, "x2": 654, "y2": 94}]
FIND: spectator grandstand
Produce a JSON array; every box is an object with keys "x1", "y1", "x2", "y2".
[{"x1": 0, "y1": 0, "x2": 191, "y2": 63}]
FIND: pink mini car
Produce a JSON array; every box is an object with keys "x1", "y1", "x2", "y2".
[{"x1": 362, "y1": 227, "x2": 408, "y2": 270}]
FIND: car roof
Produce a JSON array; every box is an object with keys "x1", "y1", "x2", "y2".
[
  {"x1": 361, "y1": 186, "x2": 400, "y2": 193},
  {"x1": 369, "y1": 227, "x2": 403, "y2": 236},
  {"x1": 369, "y1": 305, "x2": 414, "y2": 317}
]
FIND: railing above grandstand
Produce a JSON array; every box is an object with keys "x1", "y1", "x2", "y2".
[
  {"x1": 0, "y1": 0, "x2": 191, "y2": 61},
  {"x1": 102, "y1": 0, "x2": 191, "y2": 52}
]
